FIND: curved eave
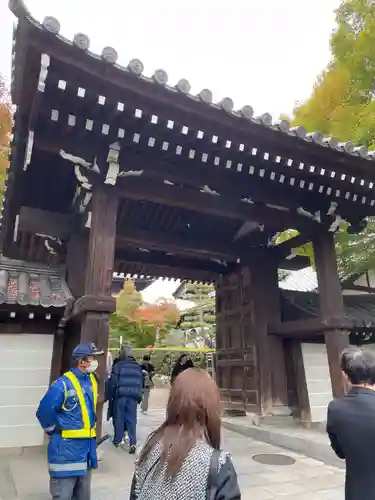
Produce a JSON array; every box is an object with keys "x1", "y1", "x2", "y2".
[{"x1": 7, "y1": 0, "x2": 375, "y2": 176}]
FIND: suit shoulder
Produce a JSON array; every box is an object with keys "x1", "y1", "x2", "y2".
[{"x1": 328, "y1": 396, "x2": 346, "y2": 413}]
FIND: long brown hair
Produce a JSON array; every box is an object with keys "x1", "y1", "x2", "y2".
[{"x1": 138, "y1": 368, "x2": 221, "y2": 477}]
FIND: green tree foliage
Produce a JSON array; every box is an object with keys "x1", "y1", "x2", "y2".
[
  {"x1": 180, "y1": 282, "x2": 215, "y2": 344},
  {"x1": 115, "y1": 278, "x2": 142, "y2": 317},
  {"x1": 110, "y1": 279, "x2": 180, "y2": 348},
  {"x1": 110, "y1": 279, "x2": 152, "y2": 348},
  {"x1": 290, "y1": 0, "x2": 375, "y2": 276},
  {"x1": 276, "y1": 230, "x2": 315, "y2": 264}
]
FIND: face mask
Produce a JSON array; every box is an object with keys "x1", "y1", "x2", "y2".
[{"x1": 86, "y1": 360, "x2": 98, "y2": 373}]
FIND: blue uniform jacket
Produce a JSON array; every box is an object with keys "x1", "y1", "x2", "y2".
[{"x1": 36, "y1": 368, "x2": 98, "y2": 478}]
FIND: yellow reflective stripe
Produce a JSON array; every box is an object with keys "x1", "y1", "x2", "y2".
[
  {"x1": 90, "y1": 373, "x2": 98, "y2": 411},
  {"x1": 61, "y1": 371, "x2": 97, "y2": 439},
  {"x1": 62, "y1": 428, "x2": 97, "y2": 438}
]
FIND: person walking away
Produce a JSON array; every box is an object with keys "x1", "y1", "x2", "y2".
[
  {"x1": 36, "y1": 342, "x2": 104, "y2": 500},
  {"x1": 327, "y1": 347, "x2": 375, "y2": 500},
  {"x1": 130, "y1": 368, "x2": 241, "y2": 500},
  {"x1": 108, "y1": 344, "x2": 143, "y2": 453},
  {"x1": 170, "y1": 353, "x2": 194, "y2": 384},
  {"x1": 106, "y1": 350, "x2": 113, "y2": 377},
  {"x1": 141, "y1": 354, "x2": 155, "y2": 414}
]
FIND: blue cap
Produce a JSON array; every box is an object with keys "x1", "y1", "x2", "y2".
[{"x1": 72, "y1": 342, "x2": 104, "y2": 361}]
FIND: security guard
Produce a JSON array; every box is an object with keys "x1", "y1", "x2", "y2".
[{"x1": 36, "y1": 342, "x2": 104, "y2": 500}]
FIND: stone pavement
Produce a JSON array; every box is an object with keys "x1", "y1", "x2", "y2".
[{"x1": 2, "y1": 389, "x2": 344, "y2": 499}]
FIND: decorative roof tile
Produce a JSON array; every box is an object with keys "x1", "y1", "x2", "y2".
[
  {"x1": 8, "y1": 0, "x2": 375, "y2": 163},
  {"x1": 0, "y1": 256, "x2": 72, "y2": 308}
]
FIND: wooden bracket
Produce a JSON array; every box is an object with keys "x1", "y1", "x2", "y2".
[
  {"x1": 72, "y1": 294, "x2": 116, "y2": 317},
  {"x1": 56, "y1": 297, "x2": 75, "y2": 335}
]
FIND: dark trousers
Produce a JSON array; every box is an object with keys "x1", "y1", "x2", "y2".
[
  {"x1": 113, "y1": 397, "x2": 138, "y2": 446},
  {"x1": 50, "y1": 472, "x2": 91, "y2": 500}
]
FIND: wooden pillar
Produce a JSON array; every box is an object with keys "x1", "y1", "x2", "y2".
[
  {"x1": 284, "y1": 339, "x2": 311, "y2": 422},
  {"x1": 263, "y1": 256, "x2": 288, "y2": 407},
  {"x1": 49, "y1": 330, "x2": 64, "y2": 384},
  {"x1": 313, "y1": 231, "x2": 349, "y2": 398},
  {"x1": 249, "y1": 253, "x2": 287, "y2": 413},
  {"x1": 80, "y1": 188, "x2": 118, "y2": 436},
  {"x1": 62, "y1": 232, "x2": 89, "y2": 374},
  {"x1": 66, "y1": 231, "x2": 89, "y2": 298},
  {"x1": 250, "y1": 262, "x2": 273, "y2": 414}
]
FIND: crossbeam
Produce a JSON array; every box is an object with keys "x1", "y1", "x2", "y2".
[
  {"x1": 115, "y1": 247, "x2": 233, "y2": 275},
  {"x1": 18, "y1": 207, "x2": 74, "y2": 239},
  {"x1": 117, "y1": 228, "x2": 241, "y2": 261},
  {"x1": 268, "y1": 317, "x2": 356, "y2": 337},
  {"x1": 109, "y1": 177, "x2": 319, "y2": 232},
  {"x1": 17, "y1": 207, "x2": 311, "y2": 271}
]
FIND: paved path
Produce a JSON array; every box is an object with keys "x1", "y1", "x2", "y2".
[{"x1": 5, "y1": 390, "x2": 344, "y2": 499}]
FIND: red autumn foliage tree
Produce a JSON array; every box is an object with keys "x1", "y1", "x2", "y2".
[{"x1": 134, "y1": 300, "x2": 180, "y2": 330}]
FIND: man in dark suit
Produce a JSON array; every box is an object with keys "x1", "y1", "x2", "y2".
[{"x1": 327, "y1": 346, "x2": 375, "y2": 500}]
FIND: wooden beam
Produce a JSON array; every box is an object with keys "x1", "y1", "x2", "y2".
[
  {"x1": 117, "y1": 261, "x2": 217, "y2": 283},
  {"x1": 33, "y1": 130, "x2": 320, "y2": 231},
  {"x1": 115, "y1": 247, "x2": 233, "y2": 276},
  {"x1": 268, "y1": 317, "x2": 355, "y2": 337},
  {"x1": 16, "y1": 206, "x2": 311, "y2": 268},
  {"x1": 111, "y1": 178, "x2": 318, "y2": 232},
  {"x1": 279, "y1": 255, "x2": 310, "y2": 270},
  {"x1": 18, "y1": 207, "x2": 73, "y2": 239},
  {"x1": 34, "y1": 131, "x2": 320, "y2": 215},
  {"x1": 34, "y1": 127, "x2": 371, "y2": 222},
  {"x1": 117, "y1": 227, "x2": 243, "y2": 261},
  {"x1": 343, "y1": 284, "x2": 375, "y2": 294}
]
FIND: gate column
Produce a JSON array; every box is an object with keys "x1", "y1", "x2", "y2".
[
  {"x1": 79, "y1": 188, "x2": 118, "y2": 435},
  {"x1": 313, "y1": 231, "x2": 349, "y2": 398}
]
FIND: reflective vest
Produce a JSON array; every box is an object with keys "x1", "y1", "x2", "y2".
[{"x1": 61, "y1": 371, "x2": 98, "y2": 439}]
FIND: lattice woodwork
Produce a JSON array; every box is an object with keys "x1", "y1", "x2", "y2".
[{"x1": 215, "y1": 267, "x2": 258, "y2": 412}]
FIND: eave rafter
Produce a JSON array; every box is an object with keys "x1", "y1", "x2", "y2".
[{"x1": 17, "y1": 207, "x2": 310, "y2": 271}]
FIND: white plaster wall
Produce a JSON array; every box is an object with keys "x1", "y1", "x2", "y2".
[
  {"x1": 0, "y1": 334, "x2": 53, "y2": 448},
  {"x1": 301, "y1": 343, "x2": 332, "y2": 423}
]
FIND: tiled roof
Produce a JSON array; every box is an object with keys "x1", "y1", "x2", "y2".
[
  {"x1": 279, "y1": 267, "x2": 318, "y2": 292},
  {"x1": 0, "y1": 257, "x2": 72, "y2": 308},
  {"x1": 8, "y1": 0, "x2": 375, "y2": 163},
  {"x1": 282, "y1": 290, "x2": 375, "y2": 327}
]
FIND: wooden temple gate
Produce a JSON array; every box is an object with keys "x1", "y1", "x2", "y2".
[{"x1": 5, "y1": 0, "x2": 375, "y2": 430}]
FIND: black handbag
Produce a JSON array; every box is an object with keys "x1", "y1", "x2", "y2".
[{"x1": 206, "y1": 449, "x2": 221, "y2": 500}]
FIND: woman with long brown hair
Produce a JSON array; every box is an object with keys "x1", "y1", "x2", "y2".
[{"x1": 130, "y1": 368, "x2": 241, "y2": 499}]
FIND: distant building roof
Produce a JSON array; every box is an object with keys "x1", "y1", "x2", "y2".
[
  {"x1": 111, "y1": 274, "x2": 155, "y2": 296},
  {"x1": 0, "y1": 257, "x2": 72, "y2": 308},
  {"x1": 279, "y1": 267, "x2": 318, "y2": 292},
  {"x1": 282, "y1": 290, "x2": 375, "y2": 327}
]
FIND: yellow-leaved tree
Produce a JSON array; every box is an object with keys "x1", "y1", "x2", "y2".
[
  {"x1": 281, "y1": 0, "x2": 375, "y2": 277},
  {"x1": 0, "y1": 76, "x2": 11, "y2": 199}
]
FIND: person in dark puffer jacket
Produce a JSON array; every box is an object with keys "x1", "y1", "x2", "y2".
[{"x1": 108, "y1": 344, "x2": 143, "y2": 453}]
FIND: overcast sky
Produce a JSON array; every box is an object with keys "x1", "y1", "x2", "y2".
[{"x1": 1, "y1": 0, "x2": 340, "y2": 118}]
